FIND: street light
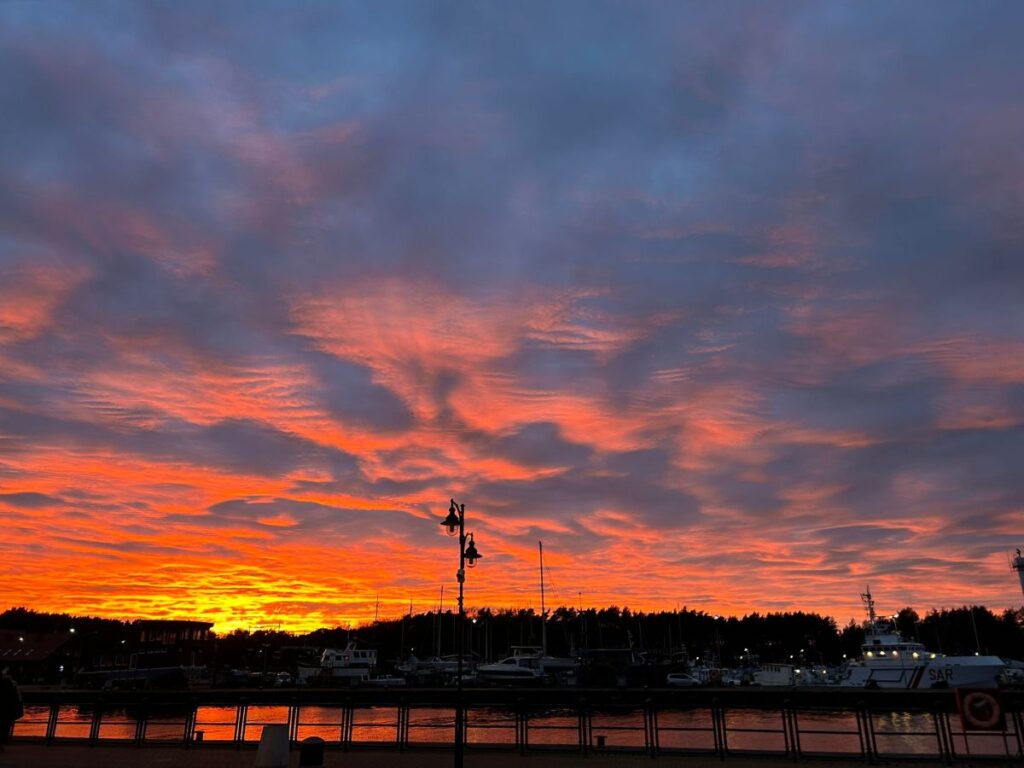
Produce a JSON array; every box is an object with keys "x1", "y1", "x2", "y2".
[{"x1": 440, "y1": 498, "x2": 482, "y2": 768}]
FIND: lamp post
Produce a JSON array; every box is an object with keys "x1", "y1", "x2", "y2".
[{"x1": 440, "y1": 498, "x2": 482, "y2": 768}]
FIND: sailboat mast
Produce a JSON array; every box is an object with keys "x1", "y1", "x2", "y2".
[
  {"x1": 436, "y1": 584, "x2": 444, "y2": 657},
  {"x1": 539, "y1": 540, "x2": 547, "y2": 656}
]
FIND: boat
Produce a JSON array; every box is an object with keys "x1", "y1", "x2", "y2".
[
  {"x1": 298, "y1": 641, "x2": 378, "y2": 685},
  {"x1": 397, "y1": 654, "x2": 460, "y2": 674},
  {"x1": 755, "y1": 663, "x2": 800, "y2": 687},
  {"x1": 577, "y1": 646, "x2": 646, "y2": 687},
  {"x1": 476, "y1": 653, "x2": 544, "y2": 683},
  {"x1": 512, "y1": 645, "x2": 578, "y2": 676},
  {"x1": 839, "y1": 588, "x2": 1005, "y2": 689},
  {"x1": 533, "y1": 541, "x2": 579, "y2": 681},
  {"x1": 395, "y1": 653, "x2": 466, "y2": 685},
  {"x1": 473, "y1": 541, "x2": 580, "y2": 685},
  {"x1": 754, "y1": 663, "x2": 832, "y2": 687}
]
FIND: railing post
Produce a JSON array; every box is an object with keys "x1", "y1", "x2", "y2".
[
  {"x1": 397, "y1": 698, "x2": 407, "y2": 751},
  {"x1": 133, "y1": 699, "x2": 146, "y2": 746},
  {"x1": 720, "y1": 701, "x2": 729, "y2": 758},
  {"x1": 183, "y1": 698, "x2": 198, "y2": 747},
  {"x1": 711, "y1": 697, "x2": 727, "y2": 760},
  {"x1": 578, "y1": 696, "x2": 589, "y2": 755},
  {"x1": 462, "y1": 695, "x2": 470, "y2": 754},
  {"x1": 781, "y1": 699, "x2": 798, "y2": 761},
  {"x1": 781, "y1": 704, "x2": 792, "y2": 757},
  {"x1": 45, "y1": 700, "x2": 59, "y2": 743},
  {"x1": 789, "y1": 703, "x2": 802, "y2": 761},
  {"x1": 233, "y1": 701, "x2": 247, "y2": 747},
  {"x1": 288, "y1": 699, "x2": 300, "y2": 743},
  {"x1": 341, "y1": 696, "x2": 353, "y2": 751},
  {"x1": 516, "y1": 696, "x2": 527, "y2": 755},
  {"x1": 710, "y1": 698, "x2": 720, "y2": 758},
  {"x1": 856, "y1": 701, "x2": 875, "y2": 764},
  {"x1": 88, "y1": 697, "x2": 103, "y2": 745},
  {"x1": 932, "y1": 702, "x2": 953, "y2": 764},
  {"x1": 853, "y1": 700, "x2": 866, "y2": 761},
  {"x1": 338, "y1": 703, "x2": 346, "y2": 748},
  {"x1": 1013, "y1": 708, "x2": 1024, "y2": 759},
  {"x1": 644, "y1": 696, "x2": 659, "y2": 757}
]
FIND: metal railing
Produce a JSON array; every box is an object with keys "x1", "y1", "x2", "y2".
[{"x1": 11, "y1": 687, "x2": 1024, "y2": 762}]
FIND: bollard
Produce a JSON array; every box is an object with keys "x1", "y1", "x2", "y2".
[
  {"x1": 299, "y1": 736, "x2": 325, "y2": 767},
  {"x1": 194, "y1": 730, "x2": 204, "y2": 743},
  {"x1": 596, "y1": 734, "x2": 607, "y2": 748},
  {"x1": 255, "y1": 724, "x2": 290, "y2": 768}
]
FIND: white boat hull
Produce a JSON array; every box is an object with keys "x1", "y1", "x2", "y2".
[
  {"x1": 841, "y1": 658, "x2": 1004, "y2": 689},
  {"x1": 477, "y1": 670, "x2": 542, "y2": 682}
]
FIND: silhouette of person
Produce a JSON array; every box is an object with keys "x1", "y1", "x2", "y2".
[{"x1": 0, "y1": 667, "x2": 23, "y2": 751}]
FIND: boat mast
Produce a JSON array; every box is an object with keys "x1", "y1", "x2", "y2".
[
  {"x1": 539, "y1": 540, "x2": 547, "y2": 656},
  {"x1": 1013, "y1": 548, "x2": 1024, "y2": 600},
  {"x1": 860, "y1": 586, "x2": 877, "y2": 624},
  {"x1": 435, "y1": 584, "x2": 444, "y2": 657}
]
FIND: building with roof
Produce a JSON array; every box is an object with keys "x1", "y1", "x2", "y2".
[
  {"x1": 132, "y1": 619, "x2": 214, "y2": 670},
  {"x1": 0, "y1": 630, "x2": 73, "y2": 683}
]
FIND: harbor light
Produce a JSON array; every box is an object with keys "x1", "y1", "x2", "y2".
[
  {"x1": 912, "y1": 652, "x2": 919, "y2": 659},
  {"x1": 464, "y1": 533, "x2": 481, "y2": 567},
  {"x1": 866, "y1": 651, "x2": 873, "y2": 657},
  {"x1": 69, "y1": 627, "x2": 75, "y2": 634},
  {"x1": 442, "y1": 501, "x2": 460, "y2": 536}
]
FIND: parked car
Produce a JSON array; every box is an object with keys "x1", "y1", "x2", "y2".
[{"x1": 666, "y1": 673, "x2": 700, "y2": 687}]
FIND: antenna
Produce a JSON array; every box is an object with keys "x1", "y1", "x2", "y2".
[
  {"x1": 860, "y1": 586, "x2": 877, "y2": 624},
  {"x1": 539, "y1": 541, "x2": 547, "y2": 656},
  {"x1": 1012, "y1": 549, "x2": 1024, "y2": 601}
]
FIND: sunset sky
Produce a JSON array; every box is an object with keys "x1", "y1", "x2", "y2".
[{"x1": 2, "y1": 1, "x2": 1023, "y2": 633}]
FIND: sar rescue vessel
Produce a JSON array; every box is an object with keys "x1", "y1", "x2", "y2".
[{"x1": 839, "y1": 588, "x2": 1004, "y2": 689}]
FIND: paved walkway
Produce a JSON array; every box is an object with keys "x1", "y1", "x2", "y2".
[{"x1": 0, "y1": 744, "x2": 931, "y2": 768}]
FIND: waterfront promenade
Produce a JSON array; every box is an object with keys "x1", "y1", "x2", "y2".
[{"x1": 0, "y1": 744, "x2": 885, "y2": 768}]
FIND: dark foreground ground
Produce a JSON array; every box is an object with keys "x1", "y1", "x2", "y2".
[{"x1": 0, "y1": 745, "x2": 952, "y2": 768}]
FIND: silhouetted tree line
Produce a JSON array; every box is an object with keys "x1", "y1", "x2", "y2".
[{"x1": 3, "y1": 604, "x2": 1022, "y2": 672}]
